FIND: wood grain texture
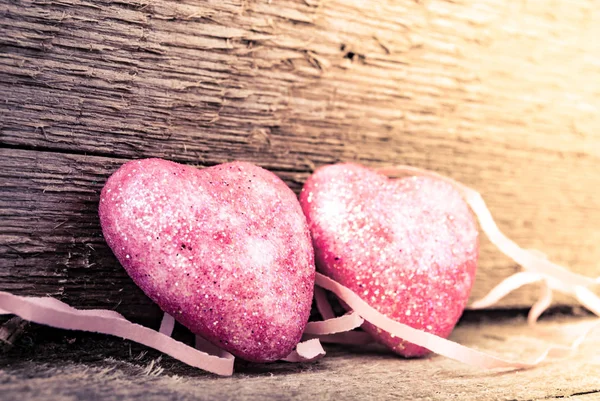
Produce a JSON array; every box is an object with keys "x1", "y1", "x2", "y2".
[
  {"x1": 1, "y1": 316, "x2": 600, "y2": 401},
  {"x1": 1, "y1": 0, "x2": 600, "y2": 320}
]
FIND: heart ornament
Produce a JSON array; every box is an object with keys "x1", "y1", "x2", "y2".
[
  {"x1": 300, "y1": 163, "x2": 479, "y2": 356},
  {"x1": 99, "y1": 159, "x2": 315, "y2": 362}
]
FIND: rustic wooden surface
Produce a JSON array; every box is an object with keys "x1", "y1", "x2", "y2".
[
  {"x1": 1, "y1": 316, "x2": 600, "y2": 401},
  {"x1": 2, "y1": 0, "x2": 600, "y2": 323}
]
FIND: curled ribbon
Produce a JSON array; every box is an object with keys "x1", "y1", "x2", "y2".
[
  {"x1": 314, "y1": 273, "x2": 600, "y2": 369},
  {"x1": 0, "y1": 295, "x2": 324, "y2": 376},
  {"x1": 304, "y1": 312, "x2": 364, "y2": 336},
  {"x1": 0, "y1": 292, "x2": 235, "y2": 376}
]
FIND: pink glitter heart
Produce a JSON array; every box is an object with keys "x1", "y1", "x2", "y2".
[
  {"x1": 300, "y1": 163, "x2": 479, "y2": 357},
  {"x1": 99, "y1": 159, "x2": 315, "y2": 362}
]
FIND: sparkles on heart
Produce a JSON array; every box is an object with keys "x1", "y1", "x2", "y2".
[
  {"x1": 99, "y1": 159, "x2": 315, "y2": 362},
  {"x1": 300, "y1": 163, "x2": 479, "y2": 357}
]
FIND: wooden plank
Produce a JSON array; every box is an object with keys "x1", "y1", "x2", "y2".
[
  {"x1": 1, "y1": 317, "x2": 599, "y2": 400},
  {"x1": 1, "y1": 0, "x2": 600, "y2": 313}
]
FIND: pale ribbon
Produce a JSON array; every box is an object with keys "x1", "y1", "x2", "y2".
[
  {"x1": 0, "y1": 292, "x2": 235, "y2": 375},
  {"x1": 281, "y1": 338, "x2": 326, "y2": 362},
  {"x1": 305, "y1": 164, "x2": 600, "y2": 369},
  {"x1": 0, "y1": 294, "x2": 324, "y2": 376},
  {"x1": 314, "y1": 287, "x2": 335, "y2": 320},
  {"x1": 158, "y1": 313, "x2": 176, "y2": 336}
]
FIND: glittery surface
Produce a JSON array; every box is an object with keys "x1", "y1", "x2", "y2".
[
  {"x1": 300, "y1": 163, "x2": 479, "y2": 357},
  {"x1": 99, "y1": 159, "x2": 315, "y2": 362}
]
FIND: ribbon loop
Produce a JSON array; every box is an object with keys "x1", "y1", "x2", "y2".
[{"x1": 304, "y1": 311, "x2": 364, "y2": 335}]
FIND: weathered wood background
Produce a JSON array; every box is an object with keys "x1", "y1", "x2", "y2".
[{"x1": 2, "y1": 0, "x2": 600, "y2": 325}]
